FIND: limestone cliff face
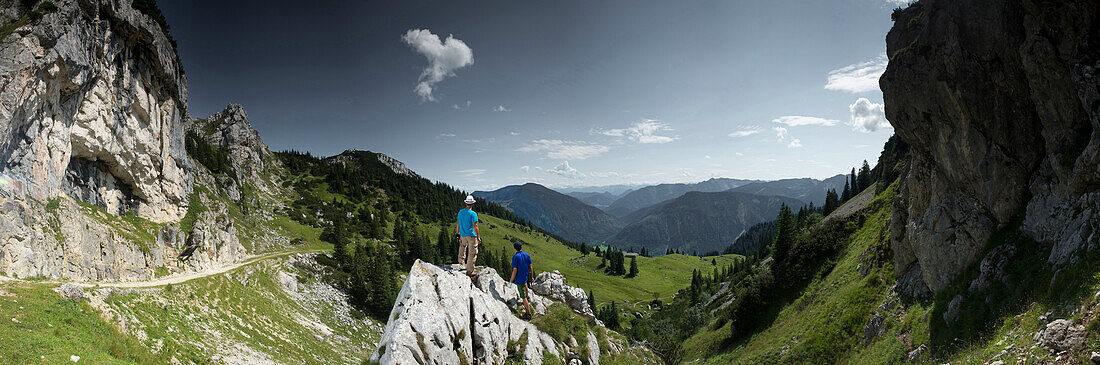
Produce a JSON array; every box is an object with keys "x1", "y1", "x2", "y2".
[
  {"x1": 0, "y1": 0, "x2": 189, "y2": 221},
  {"x1": 0, "y1": 0, "x2": 247, "y2": 281},
  {"x1": 883, "y1": 0, "x2": 1100, "y2": 297},
  {"x1": 185, "y1": 103, "x2": 282, "y2": 197}
]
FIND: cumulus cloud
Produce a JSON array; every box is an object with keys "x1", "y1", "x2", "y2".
[
  {"x1": 548, "y1": 161, "x2": 581, "y2": 179},
  {"x1": 597, "y1": 119, "x2": 676, "y2": 144},
  {"x1": 849, "y1": 98, "x2": 892, "y2": 132},
  {"x1": 825, "y1": 54, "x2": 888, "y2": 93},
  {"x1": 728, "y1": 129, "x2": 759, "y2": 137},
  {"x1": 520, "y1": 165, "x2": 530, "y2": 172},
  {"x1": 517, "y1": 139, "x2": 609, "y2": 160},
  {"x1": 773, "y1": 126, "x2": 789, "y2": 141},
  {"x1": 401, "y1": 29, "x2": 474, "y2": 101},
  {"x1": 772, "y1": 116, "x2": 839, "y2": 127},
  {"x1": 788, "y1": 139, "x2": 803, "y2": 148},
  {"x1": 493, "y1": 105, "x2": 510, "y2": 112}
]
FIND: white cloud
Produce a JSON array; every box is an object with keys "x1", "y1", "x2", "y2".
[
  {"x1": 728, "y1": 129, "x2": 760, "y2": 137},
  {"x1": 788, "y1": 139, "x2": 803, "y2": 148},
  {"x1": 510, "y1": 131, "x2": 520, "y2": 136},
  {"x1": 520, "y1": 165, "x2": 530, "y2": 173},
  {"x1": 517, "y1": 139, "x2": 609, "y2": 160},
  {"x1": 548, "y1": 161, "x2": 581, "y2": 179},
  {"x1": 597, "y1": 119, "x2": 676, "y2": 144},
  {"x1": 772, "y1": 116, "x2": 839, "y2": 127},
  {"x1": 735, "y1": 152, "x2": 744, "y2": 156},
  {"x1": 401, "y1": 29, "x2": 474, "y2": 101},
  {"x1": 773, "y1": 126, "x2": 789, "y2": 141},
  {"x1": 824, "y1": 54, "x2": 888, "y2": 93},
  {"x1": 494, "y1": 105, "x2": 510, "y2": 112},
  {"x1": 452, "y1": 104, "x2": 461, "y2": 109},
  {"x1": 456, "y1": 169, "x2": 486, "y2": 177},
  {"x1": 438, "y1": 133, "x2": 456, "y2": 138},
  {"x1": 704, "y1": 155, "x2": 712, "y2": 159},
  {"x1": 849, "y1": 97, "x2": 892, "y2": 132}
]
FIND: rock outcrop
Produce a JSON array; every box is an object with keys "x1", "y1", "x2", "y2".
[
  {"x1": 883, "y1": 0, "x2": 1100, "y2": 297},
  {"x1": 530, "y1": 270, "x2": 597, "y2": 321},
  {"x1": 185, "y1": 103, "x2": 281, "y2": 194},
  {"x1": 0, "y1": 0, "x2": 245, "y2": 281},
  {"x1": 0, "y1": 0, "x2": 189, "y2": 222},
  {"x1": 371, "y1": 261, "x2": 561, "y2": 365}
]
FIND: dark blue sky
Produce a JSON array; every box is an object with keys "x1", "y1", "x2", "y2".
[{"x1": 160, "y1": 0, "x2": 903, "y2": 191}]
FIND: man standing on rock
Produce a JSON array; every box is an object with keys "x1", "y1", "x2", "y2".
[
  {"x1": 456, "y1": 195, "x2": 480, "y2": 276},
  {"x1": 510, "y1": 241, "x2": 535, "y2": 319}
]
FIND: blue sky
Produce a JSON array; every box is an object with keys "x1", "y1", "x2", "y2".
[{"x1": 161, "y1": 0, "x2": 905, "y2": 191}]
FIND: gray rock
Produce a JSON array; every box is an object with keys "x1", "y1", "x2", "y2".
[
  {"x1": 472, "y1": 266, "x2": 551, "y2": 315},
  {"x1": 906, "y1": 344, "x2": 926, "y2": 362},
  {"x1": 1089, "y1": 351, "x2": 1100, "y2": 363},
  {"x1": 586, "y1": 330, "x2": 600, "y2": 365},
  {"x1": 943, "y1": 295, "x2": 964, "y2": 324},
  {"x1": 1038, "y1": 319, "x2": 1085, "y2": 352},
  {"x1": 530, "y1": 270, "x2": 597, "y2": 321},
  {"x1": 968, "y1": 245, "x2": 1016, "y2": 293},
  {"x1": 884, "y1": 0, "x2": 1100, "y2": 297},
  {"x1": 57, "y1": 283, "x2": 83, "y2": 301},
  {"x1": 370, "y1": 260, "x2": 561, "y2": 365}
]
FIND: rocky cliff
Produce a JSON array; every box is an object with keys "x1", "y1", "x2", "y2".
[
  {"x1": 0, "y1": 0, "x2": 259, "y2": 281},
  {"x1": 371, "y1": 261, "x2": 646, "y2": 365},
  {"x1": 883, "y1": 0, "x2": 1099, "y2": 297}
]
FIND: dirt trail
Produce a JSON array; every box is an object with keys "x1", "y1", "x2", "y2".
[{"x1": 0, "y1": 248, "x2": 326, "y2": 289}]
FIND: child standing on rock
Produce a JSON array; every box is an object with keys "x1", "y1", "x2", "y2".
[{"x1": 510, "y1": 241, "x2": 535, "y2": 319}]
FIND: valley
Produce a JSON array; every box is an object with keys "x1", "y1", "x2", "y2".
[{"x1": 1, "y1": 0, "x2": 1098, "y2": 364}]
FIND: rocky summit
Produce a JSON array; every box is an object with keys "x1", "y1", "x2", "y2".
[
  {"x1": 371, "y1": 260, "x2": 631, "y2": 365},
  {"x1": 883, "y1": 0, "x2": 1100, "y2": 298}
]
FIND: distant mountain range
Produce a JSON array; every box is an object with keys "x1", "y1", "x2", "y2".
[
  {"x1": 473, "y1": 183, "x2": 622, "y2": 244},
  {"x1": 566, "y1": 191, "x2": 624, "y2": 208},
  {"x1": 476, "y1": 175, "x2": 849, "y2": 252},
  {"x1": 728, "y1": 175, "x2": 847, "y2": 206},
  {"x1": 608, "y1": 191, "x2": 803, "y2": 255},
  {"x1": 603, "y1": 178, "x2": 761, "y2": 218}
]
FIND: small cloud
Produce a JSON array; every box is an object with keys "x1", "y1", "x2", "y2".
[
  {"x1": 704, "y1": 155, "x2": 712, "y2": 159},
  {"x1": 452, "y1": 104, "x2": 462, "y2": 109},
  {"x1": 596, "y1": 119, "x2": 676, "y2": 144},
  {"x1": 735, "y1": 152, "x2": 744, "y2": 156},
  {"x1": 466, "y1": 100, "x2": 472, "y2": 106},
  {"x1": 456, "y1": 169, "x2": 486, "y2": 177},
  {"x1": 849, "y1": 98, "x2": 892, "y2": 132},
  {"x1": 439, "y1": 133, "x2": 456, "y2": 138},
  {"x1": 773, "y1": 126, "x2": 789, "y2": 141},
  {"x1": 517, "y1": 139, "x2": 609, "y2": 160},
  {"x1": 728, "y1": 129, "x2": 760, "y2": 137},
  {"x1": 510, "y1": 131, "x2": 520, "y2": 136},
  {"x1": 548, "y1": 161, "x2": 581, "y2": 179},
  {"x1": 679, "y1": 168, "x2": 694, "y2": 178},
  {"x1": 520, "y1": 165, "x2": 530, "y2": 172},
  {"x1": 825, "y1": 54, "x2": 888, "y2": 93},
  {"x1": 851, "y1": 144, "x2": 871, "y2": 148},
  {"x1": 788, "y1": 139, "x2": 803, "y2": 148},
  {"x1": 401, "y1": 29, "x2": 474, "y2": 101},
  {"x1": 494, "y1": 105, "x2": 510, "y2": 112},
  {"x1": 772, "y1": 116, "x2": 839, "y2": 127}
]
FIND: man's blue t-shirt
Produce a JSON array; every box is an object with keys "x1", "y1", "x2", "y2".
[
  {"x1": 457, "y1": 209, "x2": 478, "y2": 237},
  {"x1": 511, "y1": 251, "x2": 532, "y2": 285}
]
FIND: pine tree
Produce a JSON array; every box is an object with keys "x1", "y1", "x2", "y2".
[
  {"x1": 858, "y1": 160, "x2": 873, "y2": 193},
  {"x1": 841, "y1": 179, "x2": 852, "y2": 201},
  {"x1": 332, "y1": 216, "x2": 348, "y2": 267},
  {"x1": 773, "y1": 204, "x2": 796, "y2": 264},
  {"x1": 436, "y1": 227, "x2": 450, "y2": 264},
  {"x1": 628, "y1": 257, "x2": 638, "y2": 277}
]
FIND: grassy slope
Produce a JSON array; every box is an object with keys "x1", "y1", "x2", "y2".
[
  {"x1": 674, "y1": 183, "x2": 912, "y2": 363},
  {"x1": 104, "y1": 254, "x2": 382, "y2": 364},
  {"x1": 423, "y1": 214, "x2": 742, "y2": 310},
  {"x1": 676, "y1": 181, "x2": 1100, "y2": 365},
  {"x1": 0, "y1": 283, "x2": 156, "y2": 364}
]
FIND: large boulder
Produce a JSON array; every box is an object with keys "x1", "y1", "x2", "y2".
[
  {"x1": 883, "y1": 0, "x2": 1100, "y2": 297},
  {"x1": 530, "y1": 270, "x2": 597, "y2": 320},
  {"x1": 1037, "y1": 319, "x2": 1085, "y2": 352},
  {"x1": 370, "y1": 260, "x2": 560, "y2": 365}
]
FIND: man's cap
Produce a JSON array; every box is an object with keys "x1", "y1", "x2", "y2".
[{"x1": 465, "y1": 195, "x2": 476, "y2": 204}]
